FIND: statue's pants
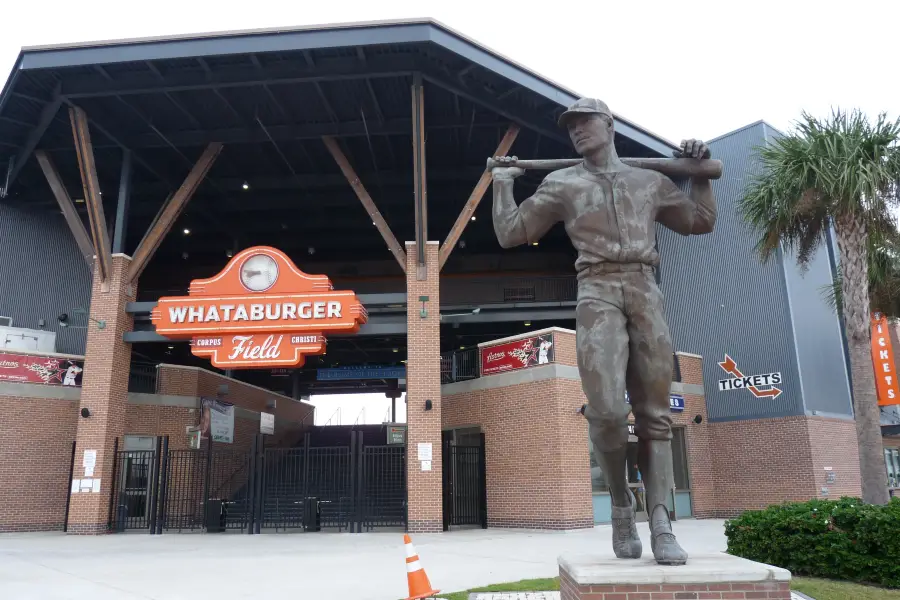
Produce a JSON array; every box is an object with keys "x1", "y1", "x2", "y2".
[{"x1": 576, "y1": 265, "x2": 673, "y2": 453}]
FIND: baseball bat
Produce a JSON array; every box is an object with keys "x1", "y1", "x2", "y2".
[{"x1": 486, "y1": 156, "x2": 723, "y2": 180}]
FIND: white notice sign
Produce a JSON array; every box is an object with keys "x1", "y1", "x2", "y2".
[
  {"x1": 82, "y1": 450, "x2": 97, "y2": 477},
  {"x1": 421, "y1": 460, "x2": 432, "y2": 471},
  {"x1": 260, "y1": 412, "x2": 275, "y2": 435},
  {"x1": 417, "y1": 443, "x2": 432, "y2": 462}
]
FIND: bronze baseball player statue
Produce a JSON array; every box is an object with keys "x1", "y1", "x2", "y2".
[{"x1": 490, "y1": 98, "x2": 717, "y2": 565}]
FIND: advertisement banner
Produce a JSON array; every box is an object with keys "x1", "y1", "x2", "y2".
[
  {"x1": 480, "y1": 333, "x2": 555, "y2": 376},
  {"x1": 199, "y1": 397, "x2": 235, "y2": 443},
  {"x1": 871, "y1": 313, "x2": 900, "y2": 405},
  {"x1": 0, "y1": 352, "x2": 84, "y2": 386}
]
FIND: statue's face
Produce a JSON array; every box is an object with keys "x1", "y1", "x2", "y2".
[{"x1": 566, "y1": 114, "x2": 612, "y2": 155}]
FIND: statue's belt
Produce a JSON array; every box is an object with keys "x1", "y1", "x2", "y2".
[{"x1": 577, "y1": 263, "x2": 655, "y2": 279}]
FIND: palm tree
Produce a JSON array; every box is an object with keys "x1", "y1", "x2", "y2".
[
  {"x1": 739, "y1": 109, "x2": 900, "y2": 505},
  {"x1": 823, "y1": 224, "x2": 900, "y2": 319}
]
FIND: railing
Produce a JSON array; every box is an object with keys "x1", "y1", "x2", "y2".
[
  {"x1": 441, "y1": 276, "x2": 577, "y2": 306},
  {"x1": 441, "y1": 348, "x2": 479, "y2": 384},
  {"x1": 128, "y1": 363, "x2": 158, "y2": 393}
]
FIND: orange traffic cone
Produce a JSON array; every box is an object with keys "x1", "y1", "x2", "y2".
[{"x1": 404, "y1": 534, "x2": 440, "y2": 600}]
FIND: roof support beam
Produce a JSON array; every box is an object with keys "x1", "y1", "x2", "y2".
[
  {"x1": 411, "y1": 74, "x2": 427, "y2": 274},
  {"x1": 69, "y1": 105, "x2": 112, "y2": 282},
  {"x1": 34, "y1": 150, "x2": 95, "y2": 267},
  {"x1": 127, "y1": 143, "x2": 222, "y2": 283},
  {"x1": 439, "y1": 123, "x2": 519, "y2": 270},
  {"x1": 112, "y1": 150, "x2": 132, "y2": 254},
  {"x1": 322, "y1": 136, "x2": 406, "y2": 273},
  {"x1": 0, "y1": 83, "x2": 61, "y2": 198}
]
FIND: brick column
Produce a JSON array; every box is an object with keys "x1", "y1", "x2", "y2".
[
  {"x1": 68, "y1": 254, "x2": 136, "y2": 534},
  {"x1": 405, "y1": 241, "x2": 443, "y2": 533}
]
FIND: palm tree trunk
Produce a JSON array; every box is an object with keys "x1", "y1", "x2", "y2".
[{"x1": 834, "y1": 212, "x2": 890, "y2": 504}]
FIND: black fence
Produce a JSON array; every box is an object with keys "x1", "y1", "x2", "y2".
[
  {"x1": 441, "y1": 348, "x2": 479, "y2": 384},
  {"x1": 107, "y1": 432, "x2": 406, "y2": 534},
  {"x1": 442, "y1": 433, "x2": 487, "y2": 530},
  {"x1": 128, "y1": 363, "x2": 158, "y2": 393}
]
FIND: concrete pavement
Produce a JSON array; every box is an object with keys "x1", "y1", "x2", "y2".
[{"x1": 0, "y1": 520, "x2": 727, "y2": 600}]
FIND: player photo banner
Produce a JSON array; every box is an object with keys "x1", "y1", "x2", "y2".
[
  {"x1": 480, "y1": 333, "x2": 555, "y2": 376},
  {"x1": 0, "y1": 351, "x2": 84, "y2": 386}
]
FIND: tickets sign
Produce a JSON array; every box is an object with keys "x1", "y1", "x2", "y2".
[
  {"x1": 151, "y1": 247, "x2": 367, "y2": 369},
  {"x1": 871, "y1": 313, "x2": 900, "y2": 406}
]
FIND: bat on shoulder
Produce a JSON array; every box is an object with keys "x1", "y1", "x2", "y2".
[{"x1": 486, "y1": 156, "x2": 723, "y2": 180}]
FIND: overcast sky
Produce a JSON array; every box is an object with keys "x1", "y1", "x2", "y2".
[
  {"x1": 2, "y1": 0, "x2": 897, "y2": 144},
  {"x1": 4, "y1": 1, "x2": 896, "y2": 424}
]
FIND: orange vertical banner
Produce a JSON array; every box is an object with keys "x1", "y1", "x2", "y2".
[{"x1": 871, "y1": 313, "x2": 900, "y2": 406}]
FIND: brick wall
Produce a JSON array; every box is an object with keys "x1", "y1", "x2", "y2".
[
  {"x1": 0, "y1": 393, "x2": 78, "y2": 532},
  {"x1": 806, "y1": 417, "x2": 862, "y2": 500},
  {"x1": 673, "y1": 354, "x2": 716, "y2": 519},
  {"x1": 405, "y1": 242, "x2": 443, "y2": 533}
]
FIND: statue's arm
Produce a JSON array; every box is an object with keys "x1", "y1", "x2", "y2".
[
  {"x1": 654, "y1": 174, "x2": 717, "y2": 236},
  {"x1": 492, "y1": 174, "x2": 564, "y2": 248}
]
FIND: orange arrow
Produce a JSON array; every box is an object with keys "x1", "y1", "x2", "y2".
[{"x1": 718, "y1": 354, "x2": 782, "y2": 399}]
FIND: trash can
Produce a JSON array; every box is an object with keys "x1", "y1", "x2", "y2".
[
  {"x1": 304, "y1": 497, "x2": 321, "y2": 532},
  {"x1": 205, "y1": 498, "x2": 225, "y2": 533}
]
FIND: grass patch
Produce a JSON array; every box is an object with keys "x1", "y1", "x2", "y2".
[
  {"x1": 436, "y1": 575, "x2": 900, "y2": 600},
  {"x1": 792, "y1": 577, "x2": 900, "y2": 600},
  {"x1": 441, "y1": 577, "x2": 560, "y2": 600}
]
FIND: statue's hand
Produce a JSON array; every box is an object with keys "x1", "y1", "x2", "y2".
[
  {"x1": 674, "y1": 139, "x2": 711, "y2": 160},
  {"x1": 491, "y1": 155, "x2": 525, "y2": 179}
]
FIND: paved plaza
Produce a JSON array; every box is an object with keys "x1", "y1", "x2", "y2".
[{"x1": 0, "y1": 520, "x2": 726, "y2": 600}]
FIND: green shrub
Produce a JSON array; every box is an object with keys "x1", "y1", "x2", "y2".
[{"x1": 725, "y1": 497, "x2": 900, "y2": 588}]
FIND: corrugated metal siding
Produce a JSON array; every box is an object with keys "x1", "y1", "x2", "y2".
[
  {"x1": 657, "y1": 123, "x2": 804, "y2": 421},
  {"x1": 0, "y1": 204, "x2": 91, "y2": 355},
  {"x1": 781, "y1": 244, "x2": 853, "y2": 415}
]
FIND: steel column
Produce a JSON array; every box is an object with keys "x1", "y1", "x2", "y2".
[
  {"x1": 411, "y1": 74, "x2": 428, "y2": 276},
  {"x1": 112, "y1": 150, "x2": 133, "y2": 254},
  {"x1": 1, "y1": 86, "x2": 62, "y2": 198}
]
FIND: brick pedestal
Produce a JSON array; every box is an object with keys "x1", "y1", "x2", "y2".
[
  {"x1": 559, "y1": 554, "x2": 791, "y2": 600},
  {"x1": 67, "y1": 254, "x2": 136, "y2": 534},
  {"x1": 405, "y1": 241, "x2": 443, "y2": 533}
]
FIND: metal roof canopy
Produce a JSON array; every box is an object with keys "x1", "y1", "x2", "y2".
[{"x1": 0, "y1": 18, "x2": 678, "y2": 274}]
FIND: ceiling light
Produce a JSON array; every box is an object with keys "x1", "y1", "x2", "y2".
[
  {"x1": 470, "y1": 216, "x2": 476, "y2": 221},
  {"x1": 524, "y1": 321, "x2": 531, "y2": 326},
  {"x1": 182, "y1": 252, "x2": 189, "y2": 260},
  {"x1": 459, "y1": 345, "x2": 466, "y2": 350},
  {"x1": 74, "y1": 198, "x2": 85, "y2": 204},
  {"x1": 242, "y1": 181, "x2": 249, "y2": 190},
  {"x1": 183, "y1": 228, "x2": 190, "y2": 235},
  {"x1": 459, "y1": 240, "x2": 467, "y2": 249},
  {"x1": 392, "y1": 348, "x2": 398, "y2": 353},
  {"x1": 308, "y1": 247, "x2": 315, "y2": 255},
  {"x1": 531, "y1": 242, "x2": 538, "y2": 246},
  {"x1": 226, "y1": 249, "x2": 234, "y2": 258},
  {"x1": 167, "y1": 345, "x2": 174, "y2": 350},
  {"x1": 401, "y1": 360, "x2": 407, "y2": 364}
]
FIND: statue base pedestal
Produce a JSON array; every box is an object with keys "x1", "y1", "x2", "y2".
[{"x1": 558, "y1": 553, "x2": 791, "y2": 600}]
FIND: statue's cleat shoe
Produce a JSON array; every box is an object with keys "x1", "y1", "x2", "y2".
[
  {"x1": 649, "y1": 504, "x2": 687, "y2": 565},
  {"x1": 611, "y1": 489, "x2": 642, "y2": 559}
]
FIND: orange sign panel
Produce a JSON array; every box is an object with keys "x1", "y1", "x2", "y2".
[
  {"x1": 871, "y1": 313, "x2": 900, "y2": 406},
  {"x1": 151, "y1": 247, "x2": 367, "y2": 369}
]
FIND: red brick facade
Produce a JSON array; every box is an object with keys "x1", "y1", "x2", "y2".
[
  {"x1": 405, "y1": 241, "x2": 443, "y2": 533},
  {"x1": 0, "y1": 362, "x2": 313, "y2": 533},
  {"x1": 559, "y1": 574, "x2": 790, "y2": 600}
]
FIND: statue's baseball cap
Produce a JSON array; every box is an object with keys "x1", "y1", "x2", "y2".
[{"x1": 557, "y1": 98, "x2": 612, "y2": 128}]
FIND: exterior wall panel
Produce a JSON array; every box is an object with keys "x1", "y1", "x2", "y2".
[
  {"x1": 657, "y1": 123, "x2": 803, "y2": 421},
  {"x1": 0, "y1": 204, "x2": 91, "y2": 355}
]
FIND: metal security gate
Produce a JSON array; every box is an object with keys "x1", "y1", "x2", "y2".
[
  {"x1": 108, "y1": 431, "x2": 406, "y2": 534},
  {"x1": 442, "y1": 433, "x2": 487, "y2": 530}
]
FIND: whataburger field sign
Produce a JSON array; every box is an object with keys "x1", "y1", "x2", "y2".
[
  {"x1": 717, "y1": 354, "x2": 783, "y2": 399},
  {"x1": 151, "y1": 247, "x2": 367, "y2": 369}
]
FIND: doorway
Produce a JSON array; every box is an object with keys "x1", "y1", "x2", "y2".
[{"x1": 441, "y1": 427, "x2": 487, "y2": 531}]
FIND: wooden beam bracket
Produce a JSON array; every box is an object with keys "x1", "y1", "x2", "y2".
[
  {"x1": 322, "y1": 136, "x2": 407, "y2": 273},
  {"x1": 439, "y1": 124, "x2": 520, "y2": 269},
  {"x1": 70, "y1": 105, "x2": 112, "y2": 281},
  {"x1": 35, "y1": 151, "x2": 95, "y2": 268},
  {"x1": 127, "y1": 143, "x2": 223, "y2": 283}
]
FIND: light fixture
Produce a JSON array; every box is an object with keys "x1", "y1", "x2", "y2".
[
  {"x1": 183, "y1": 228, "x2": 191, "y2": 235},
  {"x1": 459, "y1": 240, "x2": 466, "y2": 249},
  {"x1": 226, "y1": 249, "x2": 234, "y2": 258},
  {"x1": 531, "y1": 242, "x2": 539, "y2": 246},
  {"x1": 242, "y1": 181, "x2": 249, "y2": 190},
  {"x1": 182, "y1": 252, "x2": 189, "y2": 260},
  {"x1": 80, "y1": 407, "x2": 91, "y2": 419},
  {"x1": 459, "y1": 345, "x2": 465, "y2": 350},
  {"x1": 75, "y1": 198, "x2": 85, "y2": 204},
  {"x1": 401, "y1": 359, "x2": 407, "y2": 364},
  {"x1": 524, "y1": 321, "x2": 531, "y2": 326},
  {"x1": 58, "y1": 309, "x2": 105, "y2": 330},
  {"x1": 167, "y1": 345, "x2": 174, "y2": 350},
  {"x1": 470, "y1": 216, "x2": 476, "y2": 221},
  {"x1": 392, "y1": 348, "x2": 398, "y2": 353},
  {"x1": 308, "y1": 247, "x2": 315, "y2": 255}
]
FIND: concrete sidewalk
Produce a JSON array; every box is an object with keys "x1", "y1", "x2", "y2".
[{"x1": 0, "y1": 520, "x2": 726, "y2": 600}]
